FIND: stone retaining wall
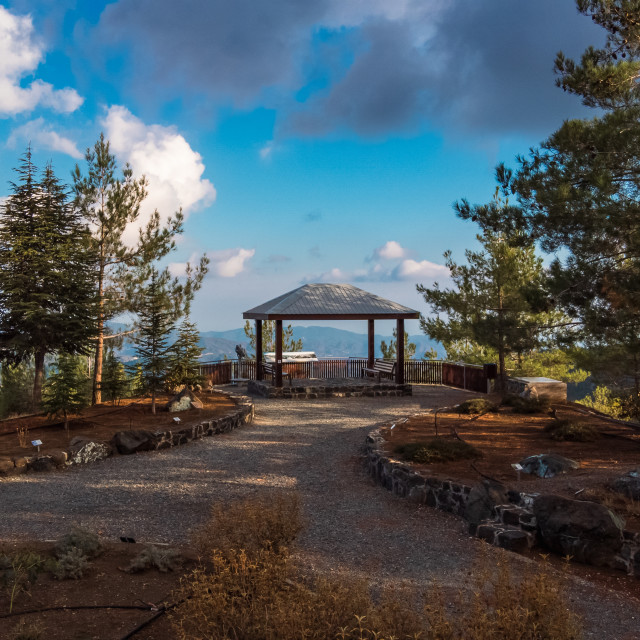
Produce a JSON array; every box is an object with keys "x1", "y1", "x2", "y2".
[
  {"x1": 0, "y1": 392, "x2": 254, "y2": 475},
  {"x1": 249, "y1": 379, "x2": 412, "y2": 399},
  {"x1": 366, "y1": 428, "x2": 640, "y2": 577}
]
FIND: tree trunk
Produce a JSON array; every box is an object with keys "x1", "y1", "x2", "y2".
[
  {"x1": 92, "y1": 250, "x2": 105, "y2": 405},
  {"x1": 33, "y1": 349, "x2": 46, "y2": 411},
  {"x1": 151, "y1": 390, "x2": 156, "y2": 415}
]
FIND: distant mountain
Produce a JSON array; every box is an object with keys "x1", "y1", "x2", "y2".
[
  {"x1": 197, "y1": 325, "x2": 441, "y2": 361},
  {"x1": 110, "y1": 323, "x2": 441, "y2": 362}
]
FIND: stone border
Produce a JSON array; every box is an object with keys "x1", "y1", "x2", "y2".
[
  {"x1": 365, "y1": 426, "x2": 640, "y2": 577},
  {"x1": 248, "y1": 379, "x2": 412, "y2": 399},
  {"x1": 0, "y1": 391, "x2": 254, "y2": 476}
]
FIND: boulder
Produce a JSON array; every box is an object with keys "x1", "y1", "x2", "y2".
[
  {"x1": 27, "y1": 456, "x2": 55, "y2": 472},
  {"x1": 0, "y1": 456, "x2": 15, "y2": 477},
  {"x1": 111, "y1": 430, "x2": 157, "y2": 455},
  {"x1": 464, "y1": 480, "x2": 510, "y2": 526},
  {"x1": 166, "y1": 388, "x2": 203, "y2": 412},
  {"x1": 612, "y1": 469, "x2": 640, "y2": 501},
  {"x1": 519, "y1": 453, "x2": 579, "y2": 478},
  {"x1": 69, "y1": 438, "x2": 112, "y2": 465},
  {"x1": 533, "y1": 494, "x2": 625, "y2": 566}
]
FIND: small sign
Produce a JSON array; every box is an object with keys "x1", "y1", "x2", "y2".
[
  {"x1": 511, "y1": 463, "x2": 523, "y2": 471},
  {"x1": 172, "y1": 417, "x2": 181, "y2": 423},
  {"x1": 31, "y1": 440, "x2": 43, "y2": 446}
]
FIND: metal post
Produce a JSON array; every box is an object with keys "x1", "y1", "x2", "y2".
[
  {"x1": 396, "y1": 319, "x2": 405, "y2": 385},
  {"x1": 256, "y1": 320, "x2": 263, "y2": 380},
  {"x1": 275, "y1": 320, "x2": 283, "y2": 388}
]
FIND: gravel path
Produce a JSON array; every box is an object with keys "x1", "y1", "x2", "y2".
[{"x1": 1, "y1": 385, "x2": 639, "y2": 638}]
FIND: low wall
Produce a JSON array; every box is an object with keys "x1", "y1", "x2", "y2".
[
  {"x1": 1, "y1": 392, "x2": 254, "y2": 475},
  {"x1": 366, "y1": 428, "x2": 640, "y2": 577},
  {"x1": 248, "y1": 379, "x2": 412, "y2": 399}
]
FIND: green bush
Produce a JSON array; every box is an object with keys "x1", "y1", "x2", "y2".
[
  {"x1": 55, "y1": 525, "x2": 103, "y2": 559},
  {"x1": 457, "y1": 398, "x2": 498, "y2": 414},
  {"x1": 544, "y1": 419, "x2": 600, "y2": 442},
  {"x1": 394, "y1": 438, "x2": 481, "y2": 464},
  {"x1": 0, "y1": 551, "x2": 48, "y2": 612},
  {"x1": 125, "y1": 545, "x2": 181, "y2": 573},
  {"x1": 54, "y1": 546, "x2": 90, "y2": 580},
  {"x1": 502, "y1": 394, "x2": 550, "y2": 414}
]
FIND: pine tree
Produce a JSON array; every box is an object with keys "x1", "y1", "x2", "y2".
[
  {"x1": 166, "y1": 316, "x2": 204, "y2": 392},
  {"x1": 73, "y1": 134, "x2": 192, "y2": 405},
  {"x1": 101, "y1": 348, "x2": 130, "y2": 405},
  {"x1": 42, "y1": 354, "x2": 90, "y2": 431},
  {"x1": 417, "y1": 230, "x2": 554, "y2": 391},
  {"x1": 380, "y1": 329, "x2": 416, "y2": 360},
  {"x1": 461, "y1": 2, "x2": 640, "y2": 411},
  {"x1": 0, "y1": 150, "x2": 96, "y2": 409},
  {"x1": 133, "y1": 268, "x2": 175, "y2": 414},
  {"x1": 243, "y1": 320, "x2": 303, "y2": 355},
  {"x1": 0, "y1": 362, "x2": 34, "y2": 418}
]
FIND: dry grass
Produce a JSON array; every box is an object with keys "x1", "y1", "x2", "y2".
[
  {"x1": 16, "y1": 426, "x2": 28, "y2": 448},
  {"x1": 171, "y1": 492, "x2": 582, "y2": 640}
]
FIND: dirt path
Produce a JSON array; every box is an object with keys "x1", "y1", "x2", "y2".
[{"x1": 1, "y1": 385, "x2": 639, "y2": 638}]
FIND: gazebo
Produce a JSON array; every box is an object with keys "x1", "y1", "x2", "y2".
[{"x1": 243, "y1": 283, "x2": 420, "y2": 387}]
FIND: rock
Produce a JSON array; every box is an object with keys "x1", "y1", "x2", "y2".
[
  {"x1": 0, "y1": 456, "x2": 15, "y2": 476},
  {"x1": 27, "y1": 456, "x2": 55, "y2": 472},
  {"x1": 533, "y1": 494, "x2": 625, "y2": 566},
  {"x1": 166, "y1": 387, "x2": 203, "y2": 412},
  {"x1": 519, "y1": 453, "x2": 579, "y2": 478},
  {"x1": 69, "y1": 438, "x2": 112, "y2": 465},
  {"x1": 497, "y1": 529, "x2": 531, "y2": 553},
  {"x1": 49, "y1": 450, "x2": 68, "y2": 467},
  {"x1": 612, "y1": 469, "x2": 640, "y2": 500},
  {"x1": 464, "y1": 480, "x2": 509, "y2": 526},
  {"x1": 111, "y1": 430, "x2": 157, "y2": 455}
]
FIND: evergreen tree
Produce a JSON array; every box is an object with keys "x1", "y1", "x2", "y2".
[
  {"x1": 460, "y1": 2, "x2": 640, "y2": 411},
  {"x1": 166, "y1": 316, "x2": 205, "y2": 392},
  {"x1": 0, "y1": 362, "x2": 34, "y2": 418},
  {"x1": 379, "y1": 328, "x2": 416, "y2": 360},
  {"x1": 42, "y1": 354, "x2": 90, "y2": 431},
  {"x1": 0, "y1": 150, "x2": 96, "y2": 409},
  {"x1": 243, "y1": 320, "x2": 303, "y2": 356},
  {"x1": 417, "y1": 230, "x2": 554, "y2": 391},
  {"x1": 73, "y1": 134, "x2": 200, "y2": 405},
  {"x1": 133, "y1": 268, "x2": 175, "y2": 414},
  {"x1": 101, "y1": 348, "x2": 130, "y2": 405}
]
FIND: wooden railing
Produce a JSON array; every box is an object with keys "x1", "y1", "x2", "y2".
[{"x1": 198, "y1": 358, "x2": 487, "y2": 393}]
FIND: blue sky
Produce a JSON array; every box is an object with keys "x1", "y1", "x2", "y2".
[{"x1": 0, "y1": 1, "x2": 602, "y2": 334}]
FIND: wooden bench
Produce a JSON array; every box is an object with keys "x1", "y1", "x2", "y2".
[
  {"x1": 262, "y1": 363, "x2": 292, "y2": 386},
  {"x1": 362, "y1": 359, "x2": 396, "y2": 381}
]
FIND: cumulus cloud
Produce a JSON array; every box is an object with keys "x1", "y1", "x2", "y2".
[
  {"x1": 392, "y1": 259, "x2": 448, "y2": 280},
  {"x1": 7, "y1": 118, "x2": 82, "y2": 158},
  {"x1": 209, "y1": 248, "x2": 255, "y2": 278},
  {"x1": 102, "y1": 105, "x2": 216, "y2": 236},
  {"x1": 0, "y1": 6, "x2": 83, "y2": 116},
  {"x1": 373, "y1": 240, "x2": 407, "y2": 261}
]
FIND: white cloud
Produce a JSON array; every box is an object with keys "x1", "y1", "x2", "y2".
[
  {"x1": 393, "y1": 259, "x2": 449, "y2": 280},
  {"x1": 7, "y1": 118, "x2": 82, "y2": 158},
  {"x1": 209, "y1": 248, "x2": 255, "y2": 278},
  {"x1": 373, "y1": 240, "x2": 407, "y2": 260},
  {"x1": 102, "y1": 105, "x2": 216, "y2": 238},
  {"x1": 0, "y1": 7, "x2": 83, "y2": 116},
  {"x1": 259, "y1": 141, "x2": 274, "y2": 160}
]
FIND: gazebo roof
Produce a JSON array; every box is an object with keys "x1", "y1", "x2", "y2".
[{"x1": 243, "y1": 283, "x2": 420, "y2": 321}]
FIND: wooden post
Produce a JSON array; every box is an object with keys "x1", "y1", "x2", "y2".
[
  {"x1": 367, "y1": 319, "x2": 375, "y2": 370},
  {"x1": 275, "y1": 319, "x2": 283, "y2": 387},
  {"x1": 396, "y1": 319, "x2": 405, "y2": 385},
  {"x1": 256, "y1": 319, "x2": 263, "y2": 380}
]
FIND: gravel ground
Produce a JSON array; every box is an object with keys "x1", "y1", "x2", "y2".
[{"x1": 1, "y1": 385, "x2": 639, "y2": 638}]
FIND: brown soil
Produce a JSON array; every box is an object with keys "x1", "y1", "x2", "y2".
[
  {"x1": 380, "y1": 400, "x2": 640, "y2": 531},
  {"x1": 0, "y1": 541, "x2": 190, "y2": 640},
  {"x1": 0, "y1": 394, "x2": 236, "y2": 459}
]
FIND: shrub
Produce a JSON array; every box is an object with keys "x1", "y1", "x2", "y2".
[
  {"x1": 457, "y1": 398, "x2": 498, "y2": 414},
  {"x1": 55, "y1": 525, "x2": 103, "y2": 559},
  {"x1": 54, "y1": 546, "x2": 90, "y2": 580},
  {"x1": 192, "y1": 492, "x2": 303, "y2": 559},
  {"x1": 0, "y1": 551, "x2": 48, "y2": 613},
  {"x1": 394, "y1": 438, "x2": 481, "y2": 464},
  {"x1": 125, "y1": 545, "x2": 181, "y2": 573},
  {"x1": 545, "y1": 419, "x2": 600, "y2": 442},
  {"x1": 502, "y1": 394, "x2": 550, "y2": 414},
  {"x1": 10, "y1": 620, "x2": 45, "y2": 640},
  {"x1": 171, "y1": 493, "x2": 582, "y2": 640}
]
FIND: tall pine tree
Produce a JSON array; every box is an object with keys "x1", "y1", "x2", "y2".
[
  {"x1": 166, "y1": 315, "x2": 205, "y2": 392},
  {"x1": 0, "y1": 150, "x2": 96, "y2": 408}
]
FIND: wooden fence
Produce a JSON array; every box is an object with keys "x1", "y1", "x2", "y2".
[{"x1": 199, "y1": 358, "x2": 487, "y2": 393}]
